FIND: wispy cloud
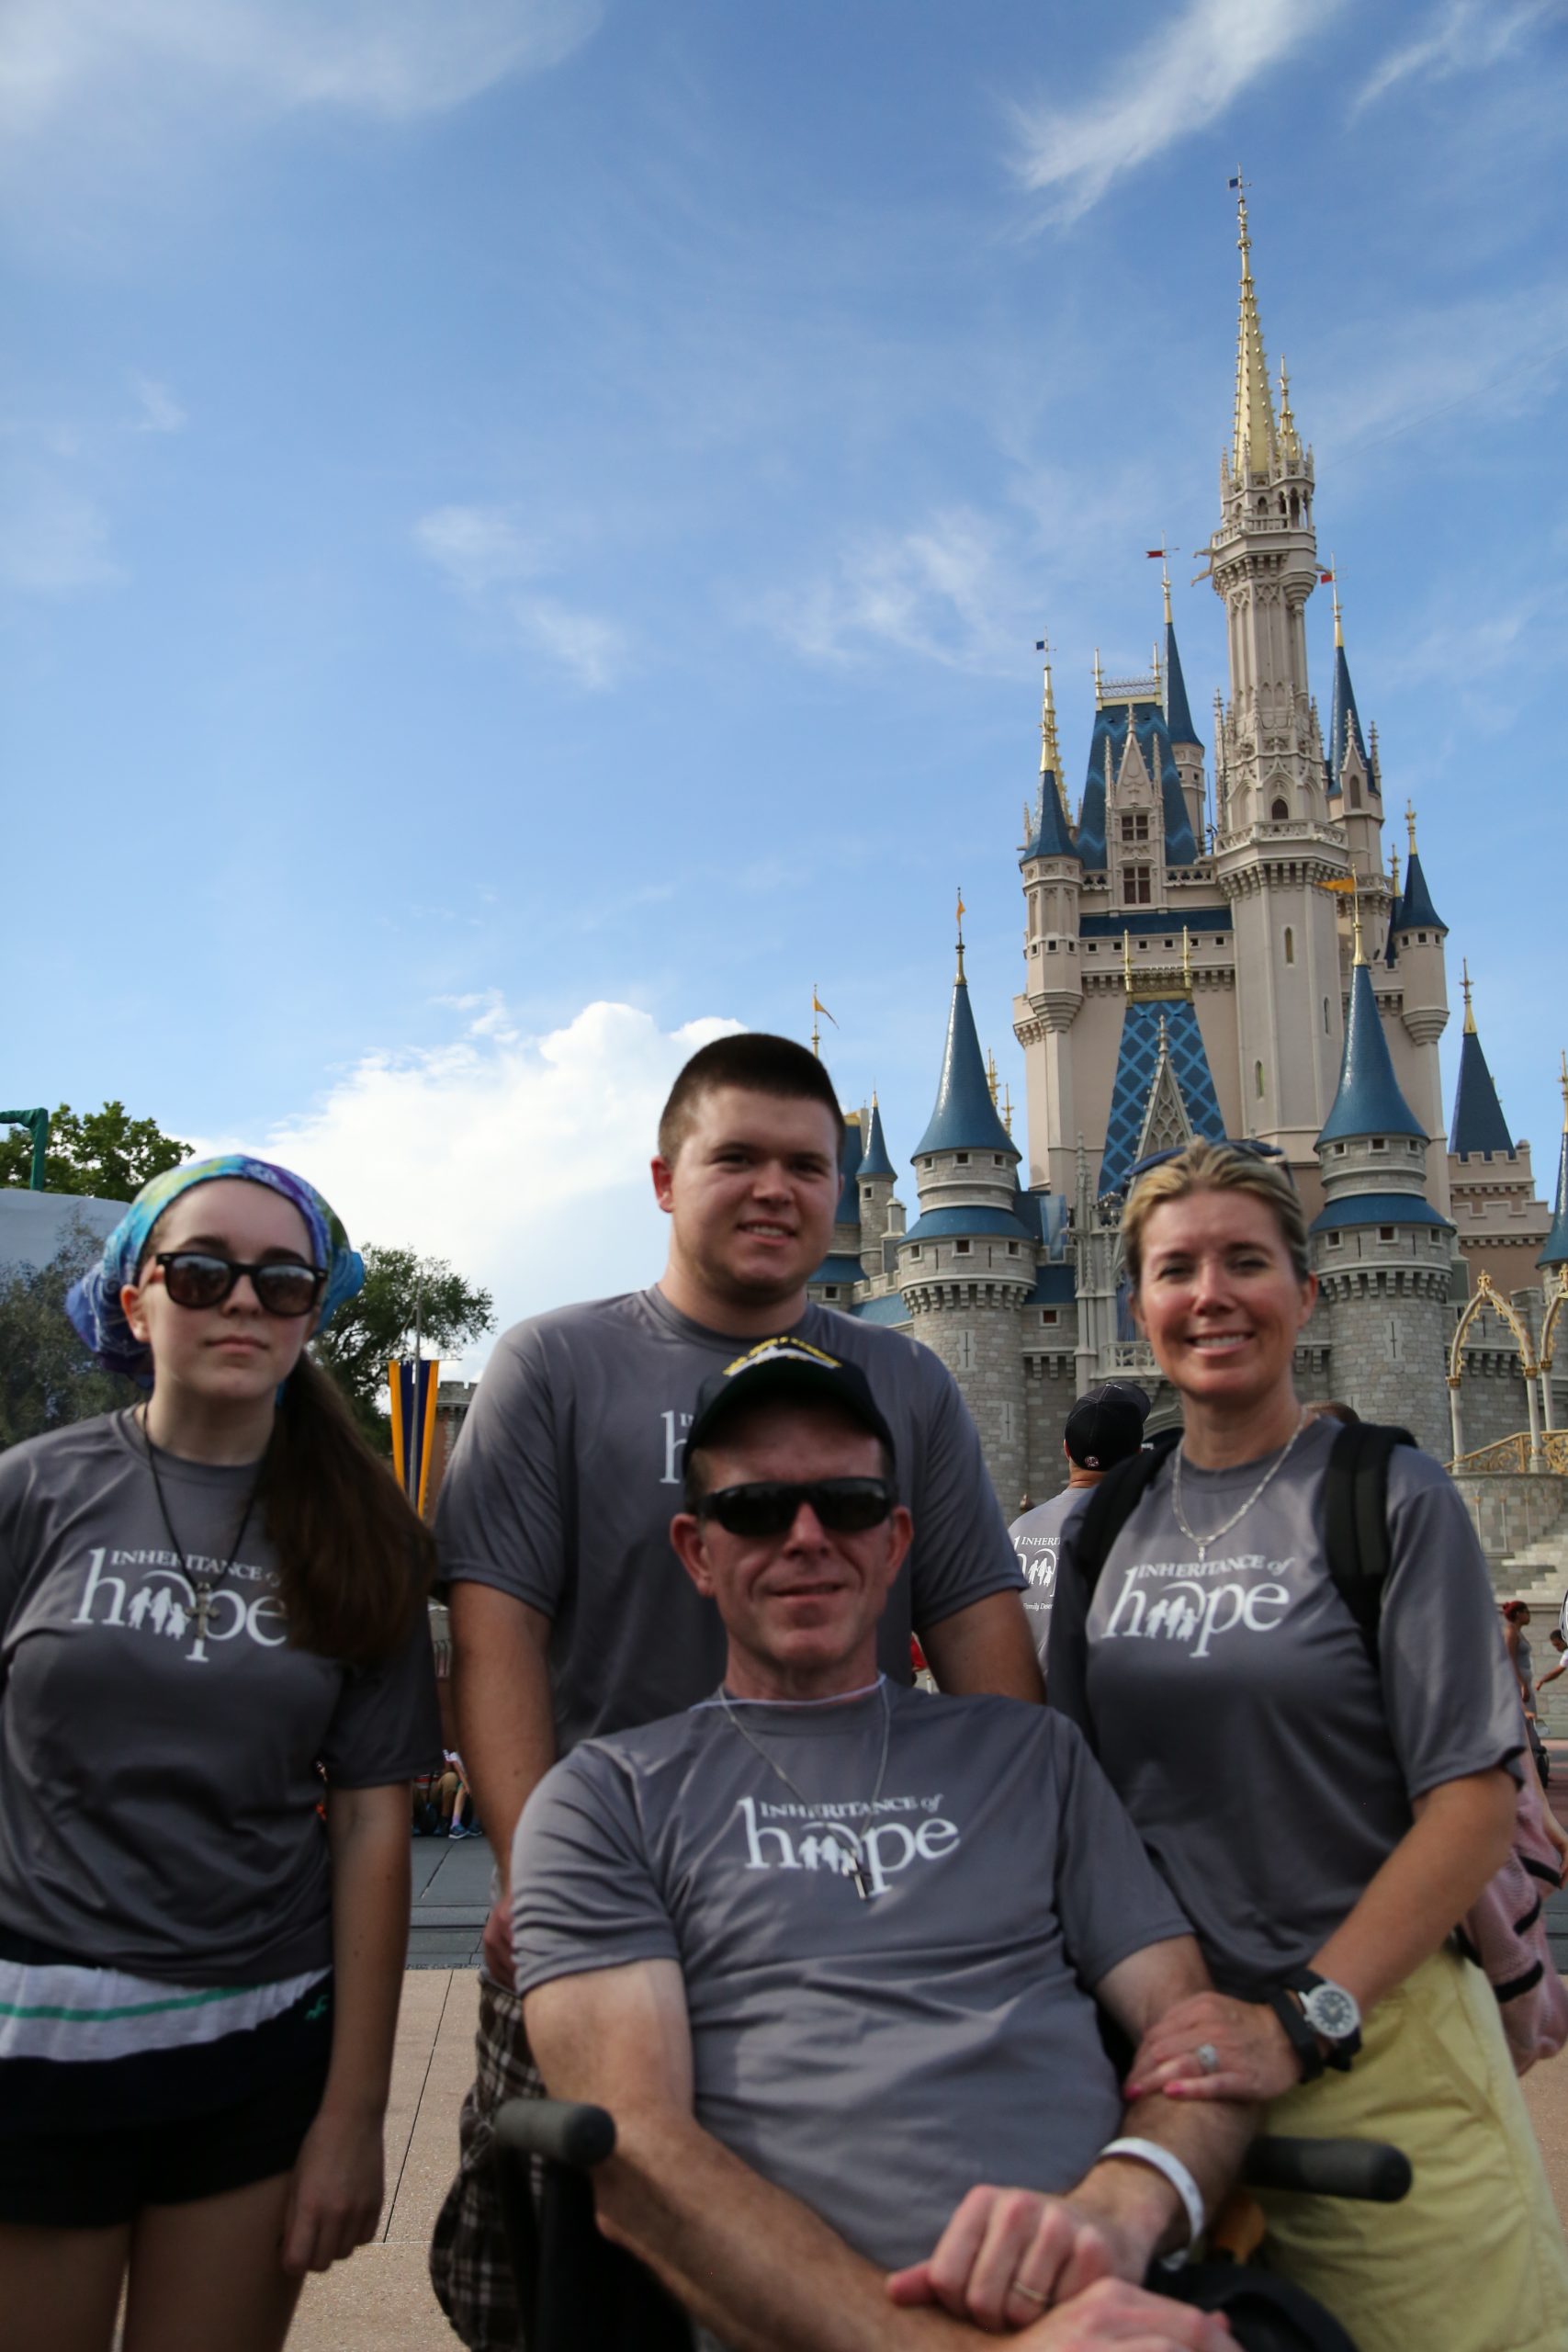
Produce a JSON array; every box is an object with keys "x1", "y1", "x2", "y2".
[
  {"x1": 1351, "y1": 0, "x2": 1560, "y2": 117},
  {"x1": 1009, "y1": 0, "x2": 1337, "y2": 225},
  {"x1": 0, "y1": 0, "x2": 602, "y2": 139},
  {"x1": 249, "y1": 997, "x2": 739, "y2": 1351},
  {"x1": 414, "y1": 502, "x2": 629, "y2": 690},
  {"x1": 128, "y1": 372, "x2": 186, "y2": 434},
  {"x1": 1311, "y1": 282, "x2": 1568, "y2": 464},
  {"x1": 0, "y1": 467, "x2": 119, "y2": 596},
  {"x1": 772, "y1": 508, "x2": 1017, "y2": 672}
]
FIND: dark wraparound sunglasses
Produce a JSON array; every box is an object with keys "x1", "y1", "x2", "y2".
[
  {"x1": 152, "y1": 1251, "x2": 326, "y2": 1317},
  {"x1": 697, "y1": 1476, "x2": 896, "y2": 1538}
]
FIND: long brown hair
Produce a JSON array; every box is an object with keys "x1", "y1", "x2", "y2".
[{"x1": 259, "y1": 1353, "x2": 435, "y2": 1666}]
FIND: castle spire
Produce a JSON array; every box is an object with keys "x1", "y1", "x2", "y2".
[
  {"x1": 1278, "y1": 357, "x2": 1301, "y2": 464},
  {"x1": 1325, "y1": 574, "x2": 1371, "y2": 795},
  {"x1": 858, "y1": 1093, "x2": 896, "y2": 1181},
  {"x1": 1163, "y1": 594, "x2": 1201, "y2": 748},
  {"x1": 1319, "y1": 956, "x2": 1425, "y2": 1144},
  {"x1": 913, "y1": 948, "x2": 1016, "y2": 1159},
  {"x1": 1540, "y1": 1050, "x2": 1568, "y2": 1269},
  {"x1": 1449, "y1": 971, "x2": 1514, "y2": 1156},
  {"x1": 1232, "y1": 175, "x2": 1278, "y2": 475},
  {"x1": 1395, "y1": 803, "x2": 1447, "y2": 933}
]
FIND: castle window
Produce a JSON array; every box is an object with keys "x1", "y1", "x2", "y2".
[
  {"x1": 1255, "y1": 1061, "x2": 1265, "y2": 1099},
  {"x1": 1371, "y1": 1138, "x2": 1386, "y2": 1152},
  {"x1": 824, "y1": 1285, "x2": 839, "y2": 1300},
  {"x1": 1333, "y1": 1142, "x2": 1346, "y2": 1156},
  {"x1": 954, "y1": 1239, "x2": 972, "y2": 1255},
  {"x1": 954, "y1": 1151, "x2": 969, "y2": 1164},
  {"x1": 908, "y1": 1245, "x2": 921, "y2": 1259},
  {"x1": 1271, "y1": 797, "x2": 1289, "y2": 820},
  {"x1": 1120, "y1": 812, "x2": 1150, "y2": 843},
  {"x1": 1122, "y1": 865, "x2": 1152, "y2": 905},
  {"x1": 994, "y1": 1155, "x2": 1005, "y2": 1166},
  {"x1": 1040, "y1": 1309, "x2": 1058, "y2": 1325},
  {"x1": 1380, "y1": 1227, "x2": 1396, "y2": 1242},
  {"x1": 1349, "y1": 779, "x2": 1362, "y2": 809},
  {"x1": 1007, "y1": 1240, "x2": 1019, "y2": 1255},
  {"x1": 1283, "y1": 926, "x2": 1294, "y2": 964},
  {"x1": 1326, "y1": 1233, "x2": 1342, "y2": 1248}
]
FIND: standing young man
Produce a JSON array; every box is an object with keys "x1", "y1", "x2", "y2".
[
  {"x1": 1009, "y1": 1383, "x2": 1149, "y2": 1668},
  {"x1": 430, "y1": 1033, "x2": 1038, "y2": 2346}
]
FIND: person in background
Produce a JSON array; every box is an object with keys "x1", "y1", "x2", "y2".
[
  {"x1": 0, "y1": 1158, "x2": 439, "y2": 2352},
  {"x1": 1047, "y1": 1140, "x2": 1566, "y2": 2352},
  {"x1": 1009, "y1": 1384, "x2": 1150, "y2": 1669},
  {"x1": 430, "y1": 1033, "x2": 1039, "y2": 2348}
]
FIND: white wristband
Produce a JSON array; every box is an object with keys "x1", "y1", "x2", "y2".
[{"x1": 1097, "y1": 2137, "x2": 1205, "y2": 2260}]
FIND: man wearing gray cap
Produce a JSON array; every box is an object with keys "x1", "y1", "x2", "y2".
[{"x1": 1010, "y1": 1385, "x2": 1151, "y2": 1669}]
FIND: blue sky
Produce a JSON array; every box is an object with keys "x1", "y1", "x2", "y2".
[{"x1": 6, "y1": 0, "x2": 1566, "y2": 1346}]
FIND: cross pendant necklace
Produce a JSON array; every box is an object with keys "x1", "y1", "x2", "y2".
[
  {"x1": 1171, "y1": 1412, "x2": 1310, "y2": 1565},
  {"x1": 140, "y1": 1408, "x2": 260, "y2": 1652}
]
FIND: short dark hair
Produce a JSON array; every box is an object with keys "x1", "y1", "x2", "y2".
[
  {"x1": 682, "y1": 1402, "x2": 894, "y2": 1515},
  {"x1": 657, "y1": 1033, "x2": 845, "y2": 1165}
]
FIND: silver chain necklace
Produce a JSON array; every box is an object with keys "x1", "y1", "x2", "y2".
[
  {"x1": 139, "y1": 1407, "x2": 260, "y2": 1649},
  {"x1": 1171, "y1": 1412, "x2": 1310, "y2": 1564},
  {"x1": 717, "y1": 1678, "x2": 892, "y2": 1901}
]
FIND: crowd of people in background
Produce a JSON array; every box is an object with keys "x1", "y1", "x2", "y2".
[{"x1": 0, "y1": 1041, "x2": 1563, "y2": 2352}]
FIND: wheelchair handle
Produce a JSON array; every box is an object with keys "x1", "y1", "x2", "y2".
[
  {"x1": 494, "y1": 2097, "x2": 616, "y2": 2170},
  {"x1": 1242, "y1": 2134, "x2": 1411, "y2": 2203}
]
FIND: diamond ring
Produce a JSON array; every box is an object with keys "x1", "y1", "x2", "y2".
[{"x1": 1196, "y1": 2041, "x2": 1221, "y2": 2075}]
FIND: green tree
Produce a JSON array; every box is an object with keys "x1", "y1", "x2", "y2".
[
  {"x1": 0, "y1": 1219, "x2": 141, "y2": 1450},
  {"x1": 1, "y1": 1102, "x2": 192, "y2": 1201},
  {"x1": 312, "y1": 1246, "x2": 495, "y2": 1453}
]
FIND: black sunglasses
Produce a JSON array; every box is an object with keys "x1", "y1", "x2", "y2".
[
  {"x1": 697, "y1": 1476, "x2": 896, "y2": 1538},
  {"x1": 153, "y1": 1251, "x2": 325, "y2": 1317}
]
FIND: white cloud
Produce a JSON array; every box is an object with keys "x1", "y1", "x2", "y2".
[
  {"x1": 1351, "y1": 0, "x2": 1558, "y2": 116},
  {"x1": 1311, "y1": 282, "x2": 1568, "y2": 463},
  {"x1": 0, "y1": 0, "x2": 601, "y2": 139},
  {"x1": 249, "y1": 999, "x2": 741, "y2": 1360},
  {"x1": 1009, "y1": 0, "x2": 1337, "y2": 224},
  {"x1": 773, "y1": 507, "x2": 1018, "y2": 672},
  {"x1": 0, "y1": 469, "x2": 119, "y2": 595},
  {"x1": 414, "y1": 502, "x2": 629, "y2": 690},
  {"x1": 128, "y1": 373, "x2": 187, "y2": 434}
]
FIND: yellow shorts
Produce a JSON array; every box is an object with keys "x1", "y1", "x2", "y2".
[{"x1": 1255, "y1": 1944, "x2": 1568, "y2": 2352}]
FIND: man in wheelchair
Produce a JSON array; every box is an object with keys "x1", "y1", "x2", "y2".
[{"x1": 511, "y1": 1340, "x2": 1260, "y2": 2350}]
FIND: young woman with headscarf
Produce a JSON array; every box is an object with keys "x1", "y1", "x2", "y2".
[
  {"x1": 0, "y1": 1157, "x2": 440, "y2": 2352},
  {"x1": 1047, "y1": 1140, "x2": 1568, "y2": 2352}
]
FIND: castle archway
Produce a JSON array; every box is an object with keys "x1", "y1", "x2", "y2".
[{"x1": 1448, "y1": 1272, "x2": 1544, "y2": 1471}]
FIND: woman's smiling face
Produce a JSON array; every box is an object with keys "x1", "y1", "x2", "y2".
[
  {"x1": 121, "y1": 1179, "x2": 319, "y2": 1408},
  {"x1": 1133, "y1": 1186, "x2": 1317, "y2": 1416}
]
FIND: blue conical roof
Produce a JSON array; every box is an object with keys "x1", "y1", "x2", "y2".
[
  {"x1": 1164, "y1": 619, "x2": 1201, "y2": 748},
  {"x1": 1449, "y1": 1023, "x2": 1514, "y2": 1156},
  {"x1": 858, "y1": 1100, "x2": 895, "y2": 1181},
  {"x1": 832, "y1": 1120, "x2": 863, "y2": 1223},
  {"x1": 1318, "y1": 961, "x2": 1426, "y2": 1144},
  {"x1": 1540, "y1": 1123, "x2": 1568, "y2": 1269},
  {"x1": 1022, "y1": 771, "x2": 1078, "y2": 861},
  {"x1": 913, "y1": 971, "x2": 1017, "y2": 1158},
  {"x1": 1326, "y1": 641, "x2": 1370, "y2": 794},
  {"x1": 1395, "y1": 849, "x2": 1446, "y2": 934}
]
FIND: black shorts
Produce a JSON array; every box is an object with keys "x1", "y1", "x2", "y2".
[{"x1": 0, "y1": 1969, "x2": 334, "y2": 2230}]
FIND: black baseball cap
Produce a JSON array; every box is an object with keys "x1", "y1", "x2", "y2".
[
  {"x1": 687, "y1": 1336, "x2": 897, "y2": 1461},
  {"x1": 1064, "y1": 1380, "x2": 1150, "y2": 1471}
]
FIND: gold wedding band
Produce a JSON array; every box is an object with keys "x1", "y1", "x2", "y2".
[{"x1": 1011, "y1": 2281, "x2": 1049, "y2": 2305}]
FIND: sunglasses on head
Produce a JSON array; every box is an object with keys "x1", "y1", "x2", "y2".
[
  {"x1": 696, "y1": 1476, "x2": 896, "y2": 1538},
  {"x1": 152, "y1": 1251, "x2": 325, "y2": 1317}
]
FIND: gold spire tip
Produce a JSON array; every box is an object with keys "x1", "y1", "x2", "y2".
[
  {"x1": 1162, "y1": 565, "x2": 1172, "y2": 626},
  {"x1": 1461, "y1": 959, "x2": 1476, "y2": 1035},
  {"x1": 1559, "y1": 1049, "x2": 1568, "y2": 1125},
  {"x1": 1351, "y1": 890, "x2": 1366, "y2": 967},
  {"x1": 1405, "y1": 799, "x2": 1418, "y2": 856},
  {"x1": 954, "y1": 887, "x2": 966, "y2": 980},
  {"x1": 1331, "y1": 556, "x2": 1342, "y2": 647},
  {"x1": 986, "y1": 1048, "x2": 998, "y2": 1108}
]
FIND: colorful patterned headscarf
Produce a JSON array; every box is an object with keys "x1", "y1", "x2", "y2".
[{"x1": 64, "y1": 1155, "x2": 365, "y2": 1387}]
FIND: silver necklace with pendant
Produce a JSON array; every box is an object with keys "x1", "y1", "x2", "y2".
[
  {"x1": 140, "y1": 1408, "x2": 260, "y2": 1648},
  {"x1": 717, "y1": 1678, "x2": 892, "y2": 1900},
  {"x1": 1171, "y1": 1411, "x2": 1310, "y2": 1563}
]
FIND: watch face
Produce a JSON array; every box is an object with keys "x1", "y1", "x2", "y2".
[{"x1": 1303, "y1": 1983, "x2": 1360, "y2": 2041}]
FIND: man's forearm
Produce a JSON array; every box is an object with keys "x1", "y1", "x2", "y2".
[
  {"x1": 600, "y1": 2106, "x2": 1014, "y2": 2352},
  {"x1": 1072, "y1": 2088, "x2": 1257, "y2": 2266},
  {"x1": 921, "y1": 1590, "x2": 1043, "y2": 1704},
  {"x1": 449, "y1": 1582, "x2": 557, "y2": 1887}
]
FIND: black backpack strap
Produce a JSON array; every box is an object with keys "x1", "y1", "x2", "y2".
[
  {"x1": 1070, "y1": 1428, "x2": 1181, "y2": 1600},
  {"x1": 1322, "y1": 1422, "x2": 1415, "y2": 1670}
]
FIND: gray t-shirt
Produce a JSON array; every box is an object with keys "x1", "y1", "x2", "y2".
[
  {"x1": 1046, "y1": 1419, "x2": 1523, "y2": 1996},
  {"x1": 0, "y1": 1411, "x2": 440, "y2": 1985},
  {"x1": 512, "y1": 1682, "x2": 1190, "y2": 2272},
  {"x1": 437, "y1": 1288, "x2": 1025, "y2": 1755},
  {"x1": 1009, "y1": 1486, "x2": 1089, "y2": 1666}
]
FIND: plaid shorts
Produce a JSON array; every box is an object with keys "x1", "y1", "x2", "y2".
[{"x1": 429, "y1": 1973, "x2": 543, "y2": 2351}]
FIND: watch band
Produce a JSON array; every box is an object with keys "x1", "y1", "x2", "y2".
[
  {"x1": 1265, "y1": 1987, "x2": 1325, "y2": 2083},
  {"x1": 1098, "y1": 2137, "x2": 1205, "y2": 2260},
  {"x1": 1286, "y1": 1968, "x2": 1361, "y2": 2071}
]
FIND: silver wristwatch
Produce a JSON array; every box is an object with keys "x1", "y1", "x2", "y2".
[{"x1": 1291, "y1": 1972, "x2": 1362, "y2": 2067}]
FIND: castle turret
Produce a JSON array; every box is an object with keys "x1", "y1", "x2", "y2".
[
  {"x1": 1540, "y1": 1057, "x2": 1568, "y2": 1274},
  {"x1": 902, "y1": 923, "x2": 1032, "y2": 1502},
  {"x1": 1312, "y1": 923, "x2": 1453, "y2": 1451},
  {"x1": 856, "y1": 1095, "x2": 900, "y2": 1252},
  {"x1": 807, "y1": 1113, "x2": 866, "y2": 1310},
  {"x1": 1206, "y1": 185, "x2": 1348, "y2": 1183},
  {"x1": 1325, "y1": 585, "x2": 1384, "y2": 888},
  {"x1": 1162, "y1": 570, "x2": 1207, "y2": 848},
  {"x1": 1446, "y1": 969, "x2": 1549, "y2": 1295},
  {"x1": 1383, "y1": 801, "x2": 1451, "y2": 1216},
  {"x1": 1014, "y1": 645, "x2": 1087, "y2": 1199}
]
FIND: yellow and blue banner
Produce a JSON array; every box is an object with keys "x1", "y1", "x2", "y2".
[{"x1": 388, "y1": 1357, "x2": 442, "y2": 1516}]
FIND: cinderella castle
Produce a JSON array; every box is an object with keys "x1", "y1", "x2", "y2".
[{"x1": 806, "y1": 191, "x2": 1568, "y2": 1512}]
